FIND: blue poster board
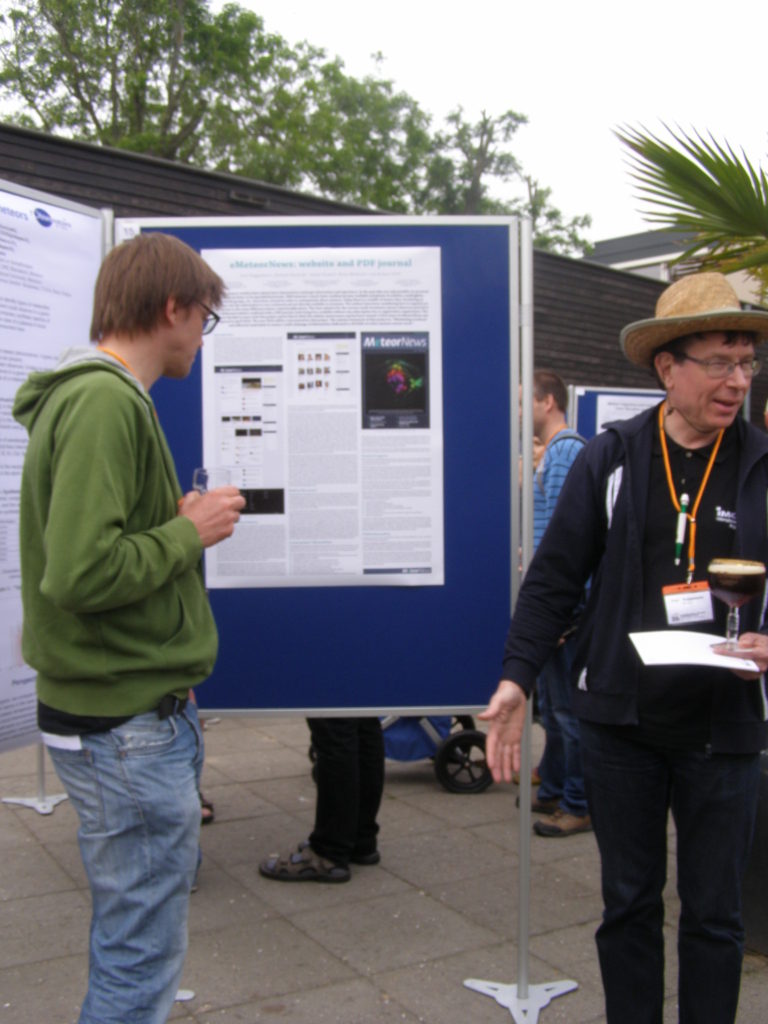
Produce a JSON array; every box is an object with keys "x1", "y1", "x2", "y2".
[
  {"x1": 121, "y1": 218, "x2": 522, "y2": 713},
  {"x1": 571, "y1": 385, "x2": 664, "y2": 440}
]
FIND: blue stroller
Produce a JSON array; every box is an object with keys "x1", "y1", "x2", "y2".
[{"x1": 381, "y1": 714, "x2": 493, "y2": 793}]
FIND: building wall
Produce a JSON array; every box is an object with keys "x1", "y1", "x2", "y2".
[{"x1": 534, "y1": 251, "x2": 664, "y2": 390}]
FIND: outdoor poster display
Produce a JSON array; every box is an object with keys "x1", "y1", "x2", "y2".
[
  {"x1": 0, "y1": 181, "x2": 104, "y2": 752},
  {"x1": 115, "y1": 216, "x2": 522, "y2": 712},
  {"x1": 198, "y1": 245, "x2": 444, "y2": 588},
  {"x1": 572, "y1": 385, "x2": 665, "y2": 439},
  {"x1": 1, "y1": 211, "x2": 523, "y2": 715}
]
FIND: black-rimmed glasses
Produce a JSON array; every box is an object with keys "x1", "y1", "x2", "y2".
[
  {"x1": 680, "y1": 354, "x2": 761, "y2": 380},
  {"x1": 197, "y1": 301, "x2": 220, "y2": 336}
]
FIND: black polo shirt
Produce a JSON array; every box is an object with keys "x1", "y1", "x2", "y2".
[{"x1": 634, "y1": 418, "x2": 740, "y2": 749}]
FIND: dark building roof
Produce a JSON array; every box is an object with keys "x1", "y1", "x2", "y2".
[
  {"x1": 589, "y1": 229, "x2": 696, "y2": 265},
  {"x1": 0, "y1": 122, "x2": 366, "y2": 218}
]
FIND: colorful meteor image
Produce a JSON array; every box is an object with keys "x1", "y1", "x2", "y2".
[
  {"x1": 384, "y1": 358, "x2": 425, "y2": 398},
  {"x1": 361, "y1": 333, "x2": 430, "y2": 429}
]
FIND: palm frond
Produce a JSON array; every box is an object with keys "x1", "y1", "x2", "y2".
[{"x1": 615, "y1": 125, "x2": 768, "y2": 271}]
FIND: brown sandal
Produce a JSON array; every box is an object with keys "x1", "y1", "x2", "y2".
[{"x1": 258, "y1": 843, "x2": 349, "y2": 883}]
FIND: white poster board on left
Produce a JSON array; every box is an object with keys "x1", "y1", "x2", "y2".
[{"x1": 0, "y1": 179, "x2": 106, "y2": 753}]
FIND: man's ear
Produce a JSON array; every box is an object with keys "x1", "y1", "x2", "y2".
[
  {"x1": 654, "y1": 351, "x2": 674, "y2": 389},
  {"x1": 163, "y1": 296, "x2": 180, "y2": 326}
]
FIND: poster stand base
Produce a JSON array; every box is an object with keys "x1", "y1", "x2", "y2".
[
  {"x1": 2, "y1": 793, "x2": 68, "y2": 815},
  {"x1": 464, "y1": 978, "x2": 578, "y2": 1022},
  {"x1": 1, "y1": 743, "x2": 67, "y2": 816}
]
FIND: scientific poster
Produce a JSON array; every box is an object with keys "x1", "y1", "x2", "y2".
[
  {"x1": 595, "y1": 391, "x2": 663, "y2": 432},
  {"x1": 199, "y1": 246, "x2": 445, "y2": 588},
  {"x1": 0, "y1": 183, "x2": 104, "y2": 751}
]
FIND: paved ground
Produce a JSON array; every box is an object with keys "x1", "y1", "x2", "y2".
[{"x1": 2, "y1": 715, "x2": 767, "y2": 1023}]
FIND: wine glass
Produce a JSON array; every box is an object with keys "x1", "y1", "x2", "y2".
[
  {"x1": 192, "y1": 468, "x2": 235, "y2": 494},
  {"x1": 707, "y1": 558, "x2": 766, "y2": 652},
  {"x1": 192, "y1": 467, "x2": 209, "y2": 494}
]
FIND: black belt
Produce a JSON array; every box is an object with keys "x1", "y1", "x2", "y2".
[{"x1": 157, "y1": 695, "x2": 189, "y2": 719}]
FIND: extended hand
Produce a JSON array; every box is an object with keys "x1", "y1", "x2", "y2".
[
  {"x1": 478, "y1": 679, "x2": 528, "y2": 784},
  {"x1": 179, "y1": 486, "x2": 246, "y2": 547}
]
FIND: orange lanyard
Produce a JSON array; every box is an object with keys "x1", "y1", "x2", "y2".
[
  {"x1": 97, "y1": 345, "x2": 136, "y2": 378},
  {"x1": 658, "y1": 403, "x2": 723, "y2": 583}
]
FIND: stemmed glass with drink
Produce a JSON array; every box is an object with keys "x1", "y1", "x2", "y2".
[
  {"x1": 192, "y1": 467, "x2": 235, "y2": 493},
  {"x1": 707, "y1": 558, "x2": 767, "y2": 652}
]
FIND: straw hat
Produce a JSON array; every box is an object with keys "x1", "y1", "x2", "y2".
[{"x1": 620, "y1": 272, "x2": 768, "y2": 368}]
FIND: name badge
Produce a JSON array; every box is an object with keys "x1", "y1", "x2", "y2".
[{"x1": 662, "y1": 581, "x2": 714, "y2": 625}]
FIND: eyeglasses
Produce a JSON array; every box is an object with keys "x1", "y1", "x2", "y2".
[
  {"x1": 197, "y1": 301, "x2": 220, "y2": 336},
  {"x1": 680, "y1": 354, "x2": 761, "y2": 380}
]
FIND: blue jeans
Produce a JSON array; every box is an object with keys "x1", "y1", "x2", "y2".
[
  {"x1": 307, "y1": 717, "x2": 384, "y2": 865},
  {"x1": 580, "y1": 721, "x2": 760, "y2": 1024},
  {"x1": 535, "y1": 638, "x2": 587, "y2": 815},
  {"x1": 48, "y1": 703, "x2": 204, "y2": 1024}
]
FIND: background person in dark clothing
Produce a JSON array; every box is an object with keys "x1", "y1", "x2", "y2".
[{"x1": 260, "y1": 718, "x2": 384, "y2": 882}]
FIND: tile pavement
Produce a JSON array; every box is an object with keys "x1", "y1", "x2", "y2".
[{"x1": 1, "y1": 715, "x2": 767, "y2": 1023}]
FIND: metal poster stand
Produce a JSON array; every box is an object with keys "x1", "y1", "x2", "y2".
[
  {"x1": 464, "y1": 219, "x2": 578, "y2": 1022},
  {"x1": 2, "y1": 743, "x2": 67, "y2": 815}
]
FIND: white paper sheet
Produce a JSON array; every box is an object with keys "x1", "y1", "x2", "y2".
[
  {"x1": 629, "y1": 631, "x2": 760, "y2": 672},
  {"x1": 198, "y1": 245, "x2": 445, "y2": 588}
]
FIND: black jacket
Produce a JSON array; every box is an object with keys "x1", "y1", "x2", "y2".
[{"x1": 503, "y1": 403, "x2": 768, "y2": 753}]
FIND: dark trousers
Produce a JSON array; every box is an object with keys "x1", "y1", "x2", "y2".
[
  {"x1": 536, "y1": 636, "x2": 587, "y2": 815},
  {"x1": 307, "y1": 717, "x2": 385, "y2": 866},
  {"x1": 580, "y1": 720, "x2": 760, "y2": 1024}
]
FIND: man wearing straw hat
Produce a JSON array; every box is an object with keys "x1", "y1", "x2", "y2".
[{"x1": 481, "y1": 272, "x2": 768, "y2": 1023}]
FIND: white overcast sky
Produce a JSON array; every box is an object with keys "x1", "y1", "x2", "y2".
[{"x1": 221, "y1": 0, "x2": 768, "y2": 243}]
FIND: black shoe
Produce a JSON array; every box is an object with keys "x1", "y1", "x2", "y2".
[{"x1": 350, "y1": 849, "x2": 381, "y2": 866}]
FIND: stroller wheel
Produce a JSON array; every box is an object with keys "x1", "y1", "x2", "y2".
[
  {"x1": 454, "y1": 715, "x2": 476, "y2": 732},
  {"x1": 434, "y1": 730, "x2": 493, "y2": 794}
]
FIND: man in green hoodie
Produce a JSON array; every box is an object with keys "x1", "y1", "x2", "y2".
[{"x1": 13, "y1": 232, "x2": 245, "y2": 1024}]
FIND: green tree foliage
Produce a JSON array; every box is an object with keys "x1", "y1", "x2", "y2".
[
  {"x1": 0, "y1": 0, "x2": 591, "y2": 253},
  {"x1": 418, "y1": 108, "x2": 527, "y2": 214},
  {"x1": 417, "y1": 109, "x2": 592, "y2": 253},
  {"x1": 522, "y1": 176, "x2": 593, "y2": 254},
  {"x1": 291, "y1": 56, "x2": 434, "y2": 213},
  {"x1": 0, "y1": 0, "x2": 330, "y2": 172},
  {"x1": 616, "y1": 124, "x2": 768, "y2": 298}
]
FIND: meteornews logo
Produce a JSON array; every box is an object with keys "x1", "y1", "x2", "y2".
[{"x1": 33, "y1": 206, "x2": 71, "y2": 231}]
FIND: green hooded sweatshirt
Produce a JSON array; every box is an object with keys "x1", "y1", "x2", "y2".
[{"x1": 12, "y1": 348, "x2": 218, "y2": 717}]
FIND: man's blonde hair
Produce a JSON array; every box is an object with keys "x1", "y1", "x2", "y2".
[{"x1": 90, "y1": 233, "x2": 225, "y2": 340}]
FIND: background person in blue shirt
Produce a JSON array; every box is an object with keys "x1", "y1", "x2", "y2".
[{"x1": 528, "y1": 369, "x2": 590, "y2": 836}]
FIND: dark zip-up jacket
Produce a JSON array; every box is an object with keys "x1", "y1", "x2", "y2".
[{"x1": 503, "y1": 403, "x2": 768, "y2": 754}]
